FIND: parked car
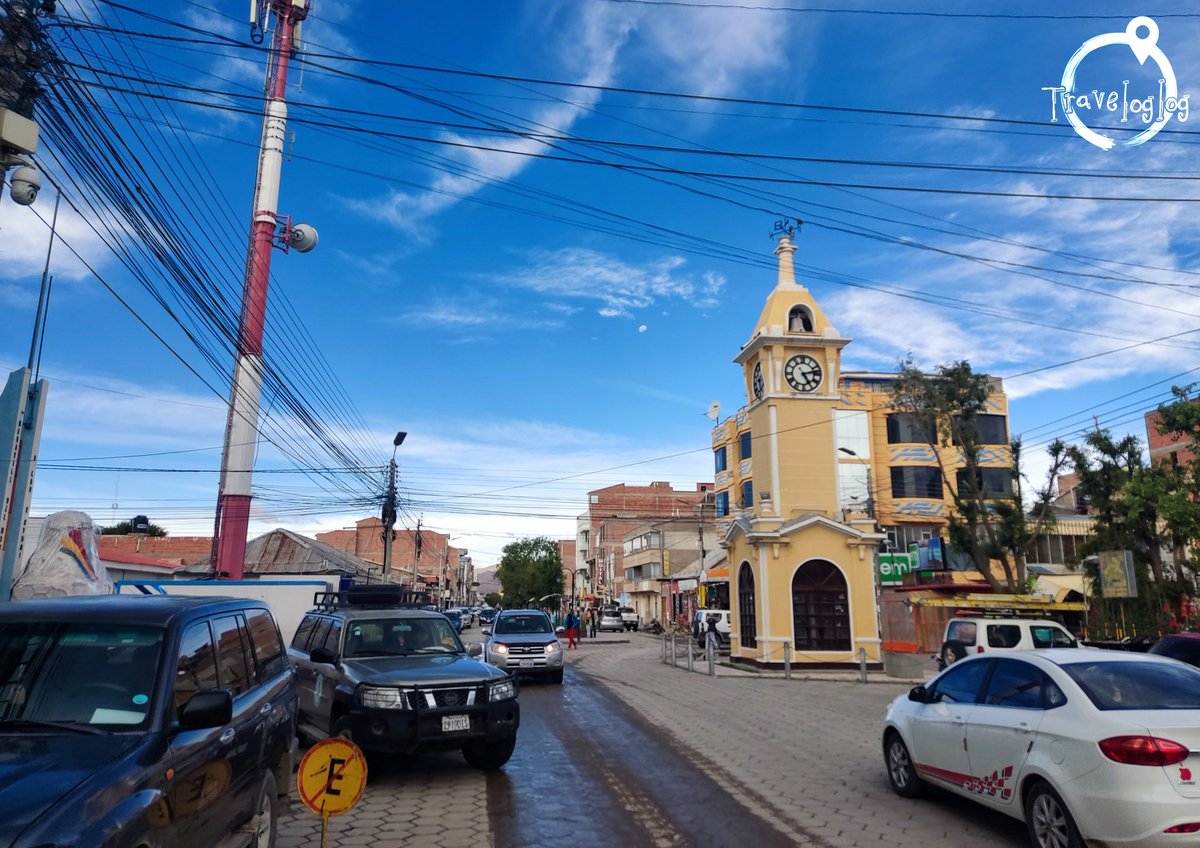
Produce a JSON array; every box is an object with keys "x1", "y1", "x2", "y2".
[
  {"x1": 1149, "y1": 632, "x2": 1200, "y2": 668},
  {"x1": 938, "y1": 617, "x2": 1077, "y2": 669},
  {"x1": 0, "y1": 595, "x2": 296, "y2": 848},
  {"x1": 288, "y1": 591, "x2": 519, "y2": 769},
  {"x1": 479, "y1": 607, "x2": 498, "y2": 625},
  {"x1": 691, "y1": 609, "x2": 731, "y2": 644},
  {"x1": 598, "y1": 607, "x2": 625, "y2": 633},
  {"x1": 883, "y1": 649, "x2": 1200, "y2": 848},
  {"x1": 455, "y1": 607, "x2": 475, "y2": 628},
  {"x1": 442, "y1": 609, "x2": 464, "y2": 634},
  {"x1": 619, "y1": 606, "x2": 640, "y2": 632},
  {"x1": 483, "y1": 609, "x2": 564, "y2": 684}
]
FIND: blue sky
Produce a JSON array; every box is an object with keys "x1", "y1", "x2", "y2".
[{"x1": 3, "y1": 1, "x2": 1199, "y2": 567}]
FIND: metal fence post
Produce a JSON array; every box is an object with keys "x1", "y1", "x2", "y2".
[
  {"x1": 687, "y1": 637, "x2": 694, "y2": 672},
  {"x1": 707, "y1": 639, "x2": 715, "y2": 676},
  {"x1": 784, "y1": 641, "x2": 791, "y2": 680},
  {"x1": 671, "y1": 634, "x2": 677, "y2": 668},
  {"x1": 859, "y1": 647, "x2": 868, "y2": 684},
  {"x1": 661, "y1": 634, "x2": 666, "y2": 663}
]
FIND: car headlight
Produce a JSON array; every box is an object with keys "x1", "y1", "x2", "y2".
[
  {"x1": 545, "y1": 641, "x2": 559, "y2": 653},
  {"x1": 491, "y1": 643, "x2": 508, "y2": 655},
  {"x1": 359, "y1": 686, "x2": 410, "y2": 710},
  {"x1": 489, "y1": 679, "x2": 516, "y2": 702}
]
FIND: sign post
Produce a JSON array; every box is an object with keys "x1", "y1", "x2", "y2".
[{"x1": 297, "y1": 737, "x2": 368, "y2": 846}]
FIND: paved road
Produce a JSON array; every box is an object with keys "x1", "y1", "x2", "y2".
[{"x1": 279, "y1": 635, "x2": 1031, "y2": 848}]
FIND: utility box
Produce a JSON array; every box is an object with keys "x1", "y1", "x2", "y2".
[{"x1": 0, "y1": 108, "x2": 38, "y2": 154}]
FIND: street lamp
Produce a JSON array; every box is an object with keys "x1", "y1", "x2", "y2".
[
  {"x1": 837, "y1": 447, "x2": 875, "y2": 523},
  {"x1": 381, "y1": 431, "x2": 406, "y2": 582}
]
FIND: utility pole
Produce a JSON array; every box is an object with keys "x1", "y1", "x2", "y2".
[
  {"x1": 413, "y1": 518, "x2": 422, "y2": 591},
  {"x1": 212, "y1": 0, "x2": 317, "y2": 580},
  {"x1": 379, "y1": 432, "x2": 404, "y2": 583},
  {"x1": 1, "y1": 0, "x2": 49, "y2": 211}
]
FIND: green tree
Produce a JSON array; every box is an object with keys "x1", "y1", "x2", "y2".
[
  {"x1": 891, "y1": 357, "x2": 1064, "y2": 592},
  {"x1": 494, "y1": 537, "x2": 563, "y2": 607},
  {"x1": 483, "y1": 592, "x2": 502, "y2": 607},
  {"x1": 101, "y1": 520, "x2": 168, "y2": 537}
]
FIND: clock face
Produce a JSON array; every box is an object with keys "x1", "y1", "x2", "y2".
[
  {"x1": 751, "y1": 362, "x2": 764, "y2": 400},
  {"x1": 785, "y1": 354, "x2": 823, "y2": 392}
]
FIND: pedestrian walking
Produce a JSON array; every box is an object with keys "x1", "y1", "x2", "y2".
[
  {"x1": 587, "y1": 607, "x2": 598, "y2": 638},
  {"x1": 705, "y1": 613, "x2": 720, "y2": 655},
  {"x1": 564, "y1": 608, "x2": 579, "y2": 649}
]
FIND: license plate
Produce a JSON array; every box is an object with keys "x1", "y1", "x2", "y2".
[
  {"x1": 519, "y1": 659, "x2": 535, "y2": 668},
  {"x1": 441, "y1": 714, "x2": 470, "y2": 733}
]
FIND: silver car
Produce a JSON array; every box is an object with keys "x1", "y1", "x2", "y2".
[{"x1": 483, "y1": 610, "x2": 564, "y2": 684}]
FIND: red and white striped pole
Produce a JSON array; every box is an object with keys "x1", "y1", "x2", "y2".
[{"x1": 213, "y1": 0, "x2": 310, "y2": 579}]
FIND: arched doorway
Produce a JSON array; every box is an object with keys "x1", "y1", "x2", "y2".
[
  {"x1": 792, "y1": 560, "x2": 850, "y2": 651},
  {"x1": 737, "y1": 562, "x2": 757, "y2": 648}
]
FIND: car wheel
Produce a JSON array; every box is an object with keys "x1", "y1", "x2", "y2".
[
  {"x1": 940, "y1": 640, "x2": 967, "y2": 667},
  {"x1": 332, "y1": 715, "x2": 355, "y2": 743},
  {"x1": 632, "y1": 624, "x2": 638, "y2": 632},
  {"x1": 549, "y1": 669, "x2": 564, "y2": 685},
  {"x1": 462, "y1": 737, "x2": 516, "y2": 770},
  {"x1": 884, "y1": 731, "x2": 925, "y2": 798},
  {"x1": 252, "y1": 770, "x2": 279, "y2": 848},
  {"x1": 1025, "y1": 782, "x2": 1083, "y2": 848}
]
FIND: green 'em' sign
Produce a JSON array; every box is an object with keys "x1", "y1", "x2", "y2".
[{"x1": 878, "y1": 552, "x2": 914, "y2": 586}]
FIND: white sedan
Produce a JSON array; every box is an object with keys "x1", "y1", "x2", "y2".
[{"x1": 883, "y1": 649, "x2": 1200, "y2": 848}]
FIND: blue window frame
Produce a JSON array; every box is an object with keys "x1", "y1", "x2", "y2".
[
  {"x1": 716, "y1": 492, "x2": 730, "y2": 517},
  {"x1": 714, "y1": 446, "x2": 727, "y2": 473},
  {"x1": 741, "y1": 481, "x2": 753, "y2": 508},
  {"x1": 739, "y1": 431, "x2": 752, "y2": 460}
]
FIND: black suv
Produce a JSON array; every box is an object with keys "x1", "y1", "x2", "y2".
[
  {"x1": 288, "y1": 587, "x2": 520, "y2": 769},
  {"x1": 0, "y1": 595, "x2": 297, "y2": 848}
]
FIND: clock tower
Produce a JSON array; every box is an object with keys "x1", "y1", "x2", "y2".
[{"x1": 733, "y1": 232, "x2": 849, "y2": 522}]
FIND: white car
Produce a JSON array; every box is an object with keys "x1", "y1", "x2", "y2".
[
  {"x1": 939, "y1": 617, "x2": 1077, "y2": 668},
  {"x1": 883, "y1": 649, "x2": 1200, "y2": 848}
]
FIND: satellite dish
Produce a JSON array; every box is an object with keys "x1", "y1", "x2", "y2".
[{"x1": 706, "y1": 401, "x2": 720, "y2": 421}]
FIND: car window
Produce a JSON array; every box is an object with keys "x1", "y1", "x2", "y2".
[
  {"x1": 946, "y1": 620, "x2": 977, "y2": 645},
  {"x1": 0, "y1": 623, "x2": 164, "y2": 728},
  {"x1": 494, "y1": 614, "x2": 552, "y2": 634},
  {"x1": 987, "y1": 624, "x2": 1021, "y2": 649},
  {"x1": 322, "y1": 619, "x2": 344, "y2": 655},
  {"x1": 344, "y1": 617, "x2": 462, "y2": 656},
  {"x1": 292, "y1": 614, "x2": 318, "y2": 651},
  {"x1": 930, "y1": 659, "x2": 990, "y2": 704},
  {"x1": 308, "y1": 618, "x2": 331, "y2": 654},
  {"x1": 175, "y1": 620, "x2": 220, "y2": 712},
  {"x1": 1030, "y1": 626, "x2": 1076, "y2": 649},
  {"x1": 1150, "y1": 637, "x2": 1200, "y2": 667},
  {"x1": 211, "y1": 615, "x2": 253, "y2": 697},
  {"x1": 982, "y1": 659, "x2": 1046, "y2": 709},
  {"x1": 245, "y1": 609, "x2": 287, "y2": 680},
  {"x1": 1063, "y1": 660, "x2": 1200, "y2": 710}
]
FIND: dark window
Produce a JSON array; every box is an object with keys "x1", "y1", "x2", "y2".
[
  {"x1": 245, "y1": 609, "x2": 287, "y2": 680},
  {"x1": 308, "y1": 618, "x2": 332, "y2": 655},
  {"x1": 321, "y1": 618, "x2": 343, "y2": 656},
  {"x1": 952, "y1": 414, "x2": 1008, "y2": 446},
  {"x1": 946, "y1": 620, "x2": 977, "y2": 646},
  {"x1": 1031, "y1": 626, "x2": 1077, "y2": 649},
  {"x1": 1150, "y1": 636, "x2": 1200, "y2": 667},
  {"x1": 174, "y1": 620, "x2": 219, "y2": 712},
  {"x1": 714, "y1": 446, "x2": 727, "y2": 473},
  {"x1": 982, "y1": 659, "x2": 1045, "y2": 709},
  {"x1": 292, "y1": 614, "x2": 318, "y2": 650},
  {"x1": 788, "y1": 306, "x2": 813, "y2": 333},
  {"x1": 930, "y1": 659, "x2": 990, "y2": 704},
  {"x1": 791, "y1": 560, "x2": 850, "y2": 652},
  {"x1": 890, "y1": 467, "x2": 943, "y2": 499},
  {"x1": 956, "y1": 467, "x2": 1013, "y2": 499},
  {"x1": 987, "y1": 624, "x2": 1021, "y2": 649},
  {"x1": 716, "y1": 492, "x2": 730, "y2": 517},
  {"x1": 738, "y1": 562, "x2": 757, "y2": 649},
  {"x1": 740, "y1": 481, "x2": 753, "y2": 508},
  {"x1": 886, "y1": 413, "x2": 936, "y2": 444},
  {"x1": 1063, "y1": 660, "x2": 1200, "y2": 710},
  {"x1": 211, "y1": 615, "x2": 253, "y2": 697},
  {"x1": 739, "y1": 431, "x2": 752, "y2": 460}
]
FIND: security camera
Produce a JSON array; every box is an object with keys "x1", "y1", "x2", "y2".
[
  {"x1": 9, "y1": 165, "x2": 39, "y2": 206},
  {"x1": 288, "y1": 222, "x2": 318, "y2": 253}
]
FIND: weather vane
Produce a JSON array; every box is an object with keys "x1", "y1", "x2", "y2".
[{"x1": 771, "y1": 218, "x2": 802, "y2": 240}]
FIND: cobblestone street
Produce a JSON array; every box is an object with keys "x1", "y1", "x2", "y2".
[{"x1": 278, "y1": 634, "x2": 1030, "y2": 847}]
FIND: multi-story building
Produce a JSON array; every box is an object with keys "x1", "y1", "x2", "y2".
[
  {"x1": 718, "y1": 232, "x2": 1013, "y2": 668},
  {"x1": 317, "y1": 518, "x2": 466, "y2": 601},
  {"x1": 620, "y1": 518, "x2": 711, "y2": 625},
  {"x1": 581, "y1": 482, "x2": 714, "y2": 603},
  {"x1": 556, "y1": 539, "x2": 576, "y2": 605}
]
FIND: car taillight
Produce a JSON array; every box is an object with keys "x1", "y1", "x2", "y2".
[
  {"x1": 1099, "y1": 736, "x2": 1190, "y2": 766},
  {"x1": 977, "y1": 646, "x2": 984, "y2": 653},
  {"x1": 1165, "y1": 823, "x2": 1200, "y2": 834}
]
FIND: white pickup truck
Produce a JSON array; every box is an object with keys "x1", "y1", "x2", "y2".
[{"x1": 619, "y1": 606, "x2": 639, "y2": 632}]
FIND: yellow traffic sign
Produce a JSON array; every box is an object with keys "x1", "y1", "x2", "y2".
[{"x1": 297, "y1": 737, "x2": 368, "y2": 817}]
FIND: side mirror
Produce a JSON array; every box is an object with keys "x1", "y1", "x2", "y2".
[
  {"x1": 907, "y1": 685, "x2": 932, "y2": 704},
  {"x1": 467, "y1": 642, "x2": 484, "y2": 657},
  {"x1": 310, "y1": 646, "x2": 338, "y2": 665},
  {"x1": 178, "y1": 689, "x2": 233, "y2": 730},
  {"x1": 481, "y1": 628, "x2": 491, "y2": 637}
]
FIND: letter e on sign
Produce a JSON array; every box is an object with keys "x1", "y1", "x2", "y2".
[{"x1": 298, "y1": 738, "x2": 368, "y2": 816}]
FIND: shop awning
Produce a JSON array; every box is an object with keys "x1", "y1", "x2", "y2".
[{"x1": 701, "y1": 565, "x2": 729, "y2": 583}]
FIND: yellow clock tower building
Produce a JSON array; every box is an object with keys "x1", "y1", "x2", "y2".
[{"x1": 725, "y1": 233, "x2": 885, "y2": 668}]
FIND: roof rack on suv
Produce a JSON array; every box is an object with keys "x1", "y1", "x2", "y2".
[{"x1": 311, "y1": 584, "x2": 434, "y2": 611}]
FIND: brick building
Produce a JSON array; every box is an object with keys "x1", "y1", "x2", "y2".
[
  {"x1": 1146, "y1": 403, "x2": 1198, "y2": 466},
  {"x1": 317, "y1": 518, "x2": 469, "y2": 603}
]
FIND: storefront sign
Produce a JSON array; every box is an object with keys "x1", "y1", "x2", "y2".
[
  {"x1": 878, "y1": 552, "x2": 914, "y2": 586},
  {"x1": 1098, "y1": 550, "x2": 1137, "y2": 598}
]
